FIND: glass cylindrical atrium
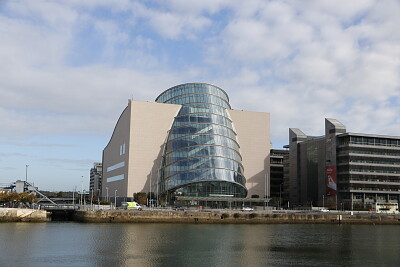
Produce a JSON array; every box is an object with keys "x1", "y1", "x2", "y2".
[{"x1": 156, "y1": 83, "x2": 247, "y2": 198}]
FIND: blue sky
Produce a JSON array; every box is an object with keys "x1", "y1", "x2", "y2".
[{"x1": 0, "y1": 0, "x2": 399, "y2": 191}]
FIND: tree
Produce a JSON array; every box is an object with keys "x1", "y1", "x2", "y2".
[
  {"x1": 0, "y1": 191, "x2": 19, "y2": 202},
  {"x1": 134, "y1": 192, "x2": 147, "y2": 205},
  {"x1": 0, "y1": 191, "x2": 38, "y2": 207}
]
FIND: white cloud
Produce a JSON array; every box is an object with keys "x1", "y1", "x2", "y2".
[{"x1": 0, "y1": 0, "x2": 398, "y2": 161}]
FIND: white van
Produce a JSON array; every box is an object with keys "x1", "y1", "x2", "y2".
[{"x1": 122, "y1": 202, "x2": 143, "y2": 210}]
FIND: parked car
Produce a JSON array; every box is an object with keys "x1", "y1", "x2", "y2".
[{"x1": 241, "y1": 207, "x2": 254, "y2": 211}]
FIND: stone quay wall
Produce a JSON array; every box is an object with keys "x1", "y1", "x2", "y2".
[
  {"x1": 0, "y1": 208, "x2": 50, "y2": 222},
  {"x1": 73, "y1": 210, "x2": 400, "y2": 225}
]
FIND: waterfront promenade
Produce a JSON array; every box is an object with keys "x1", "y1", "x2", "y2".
[
  {"x1": 2, "y1": 207, "x2": 399, "y2": 224},
  {"x1": 73, "y1": 208, "x2": 400, "y2": 224}
]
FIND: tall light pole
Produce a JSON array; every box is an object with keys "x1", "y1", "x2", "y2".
[
  {"x1": 81, "y1": 176, "x2": 84, "y2": 206},
  {"x1": 90, "y1": 188, "x2": 93, "y2": 209},
  {"x1": 114, "y1": 189, "x2": 117, "y2": 209},
  {"x1": 97, "y1": 189, "x2": 100, "y2": 206},
  {"x1": 83, "y1": 189, "x2": 86, "y2": 208},
  {"x1": 264, "y1": 172, "x2": 266, "y2": 210},
  {"x1": 150, "y1": 170, "x2": 152, "y2": 208},
  {"x1": 72, "y1": 186, "x2": 75, "y2": 208},
  {"x1": 25, "y1": 165, "x2": 29, "y2": 182}
]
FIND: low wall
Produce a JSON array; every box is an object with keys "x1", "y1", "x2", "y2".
[
  {"x1": 73, "y1": 210, "x2": 400, "y2": 224},
  {"x1": 0, "y1": 208, "x2": 50, "y2": 222}
]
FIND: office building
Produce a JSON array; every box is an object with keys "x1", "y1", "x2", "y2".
[
  {"x1": 269, "y1": 149, "x2": 288, "y2": 206},
  {"x1": 288, "y1": 118, "x2": 400, "y2": 209},
  {"x1": 89, "y1": 162, "x2": 103, "y2": 196}
]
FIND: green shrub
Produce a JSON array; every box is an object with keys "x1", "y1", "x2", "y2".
[
  {"x1": 249, "y1": 213, "x2": 258, "y2": 219},
  {"x1": 233, "y1": 213, "x2": 241, "y2": 218},
  {"x1": 221, "y1": 213, "x2": 229, "y2": 219}
]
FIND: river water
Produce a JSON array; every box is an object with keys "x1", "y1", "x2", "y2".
[{"x1": 0, "y1": 223, "x2": 399, "y2": 267}]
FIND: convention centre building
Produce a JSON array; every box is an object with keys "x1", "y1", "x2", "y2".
[{"x1": 102, "y1": 83, "x2": 270, "y2": 204}]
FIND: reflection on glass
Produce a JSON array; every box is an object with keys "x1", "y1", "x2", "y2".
[{"x1": 156, "y1": 83, "x2": 247, "y2": 198}]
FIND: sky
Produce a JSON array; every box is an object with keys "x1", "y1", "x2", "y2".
[{"x1": 0, "y1": 0, "x2": 399, "y2": 191}]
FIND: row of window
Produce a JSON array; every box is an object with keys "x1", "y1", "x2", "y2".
[
  {"x1": 340, "y1": 160, "x2": 400, "y2": 166},
  {"x1": 165, "y1": 94, "x2": 231, "y2": 109},
  {"x1": 166, "y1": 134, "x2": 240, "y2": 152},
  {"x1": 169, "y1": 124, "x2": 236, "y2": 141},
  {"x1": 162, "y1": 157, "x2": 244, "y2": 179},
  {"x1": 339, "y1": 187, "x2": 400, "y2": 192},
  {"x1": 178, "y1": 103, "x2": 228, "y2": 117},
  {"x1": 163, "y1": 168, "x2": 246, "y2": 191},
  {"x1": 172, "y1": 113, "x2": 233, "y2": 129},
  {"x1": 163, "y1": 145, "x2": 242, "y2": 166},
  {"x1": 339, "y1": 174, "x2": 400, "y2": 183},
  {"x1": 340, "y1": 168, "x2": 400, "y2": 174},
  {"x1": 339, "y1": 136, "x2": 400, "y2": 147},
  {"x1": 156, "y1": 84, "x2": 229, "y2": 104},
  {"x1": 350, "y1": 193, "x2": 398, "y2": 200},
  {"x1": 170, "y1": 181, "x2": 247, "y2": 198},
  {"x1": 338, "y1": 149, "x2": 400, "y2": 157},
  {"x1": 338, "y1": 156, "x2": 400, "y2": 165}
]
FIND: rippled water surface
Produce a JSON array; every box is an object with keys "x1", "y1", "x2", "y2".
[{"x1": 0, "y1": 223, "x2": 399, "y2": 266}]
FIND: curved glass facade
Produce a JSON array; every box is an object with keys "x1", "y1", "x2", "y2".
[{"x1": 156, "y1": 83, "x2": 247, "y2": 198}]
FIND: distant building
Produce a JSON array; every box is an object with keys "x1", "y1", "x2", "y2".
[
  {"x1": 288, "y1": 118, "x2": 400, "y2": 210},
  {"x1": 15, "y1": 180, "x2": 38, "y2": 193},
  {"x1": 102, "y1": 83, "x2": 271, "y2": 204},
  {"x1": 269, "y1": 149, "x2": 288, "y2": 206},
  {"x1": 89, "y1": 162, "x2": 103, "y2": 196}
]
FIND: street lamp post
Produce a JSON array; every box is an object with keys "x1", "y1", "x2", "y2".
[
  {"x1": 83, "y1": 189, "x2": 86, "y2": 209},
  {"x1": 90, "y1": 189, "x2": 93, "y2": 209},
  {"x1": 81, "y1": 176, "x2": 84, "y2": 207},
  {"x1": 72, "y1": 186, "x2": 75, "y2": 208},
  {"x1": 264, "y1": 172, "x2": 267, "y2": 210},
  {"x1": 25, "y1": 165, "x2": 29, "y2": 182},
  {"x1": 114, "y1": 190, "x2": 117, "y2": 209},
  {"x1": 97, "y1": 189, "x2": 100, "y2": 207},
  {"x1": 149, "y1": 170, "x2": 152, "y2": 208}
]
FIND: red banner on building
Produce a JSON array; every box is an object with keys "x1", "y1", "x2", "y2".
[{"x1": 326, "y1": 166, "x2": 337, "y2": 197}]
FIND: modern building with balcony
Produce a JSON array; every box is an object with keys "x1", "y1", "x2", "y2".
[
  {"x1": 89, "y1": 162, "x2": 103, "y2": 196},
  {"x1": 102, "y1": 83, "x2": 270, "y2": 204},
  {"x1": 337, "y1": 132, "x2": 400, "y2": 210},
  {"x1": 269, "y1": 149, "x2": 288, "y2": 206},
  {"x1": 287, "y1": 118, "x2": 400, "y2": 210}
]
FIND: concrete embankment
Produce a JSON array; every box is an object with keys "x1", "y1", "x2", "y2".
[
  {"x1": 0, "y1": 208, "x2": 50, "y2": 222},
  {"x1": 73, "y1": 210, "x2": 400, "y2": 225}
]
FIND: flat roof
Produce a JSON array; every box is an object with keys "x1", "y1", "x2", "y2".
[{"x1": 338, "y1": 132, "x2": 400, "y2": 139}]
